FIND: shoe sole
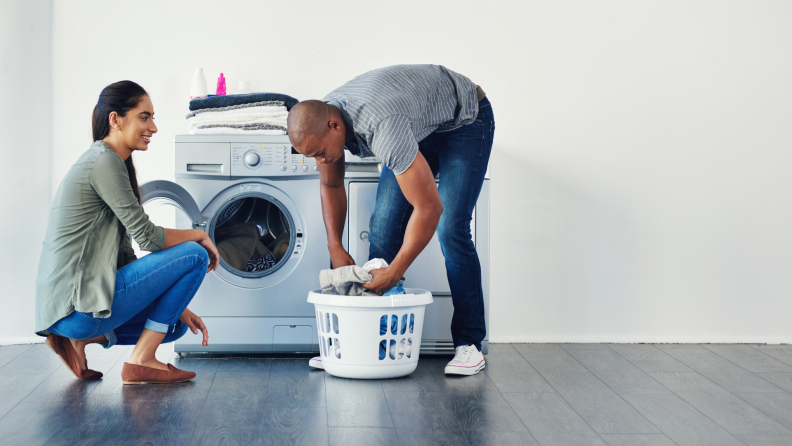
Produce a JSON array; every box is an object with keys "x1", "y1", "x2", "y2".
[
  {"x1": 123, "y1": 378, "x2": 194, "y2": 385},
  {"x1": 444, "y1": 360, "x2": 486, "y2": 376},
  {"x1": 308, "y1": 360, "x2": 324, "y2": 370}
]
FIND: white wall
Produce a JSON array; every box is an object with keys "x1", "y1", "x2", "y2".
[
  {"x1": 6, "y1": 0, "x2": 790, "y2": 344},
  {"x1": 0, "y1": 0, "x2": 52, "y2": 344}
]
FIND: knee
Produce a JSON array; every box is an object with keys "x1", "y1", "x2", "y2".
[
  {"x1": 182, "y1": 241, "x2": 208, "y2": 266},
  {"x1": 437, "y1": 215, "x2": 470, "y2": 246}
]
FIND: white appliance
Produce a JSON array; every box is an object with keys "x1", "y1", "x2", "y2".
[
  {"x1": 342, "y1": 153, "x2": 491, "y2": 355},
  {"x1": 138, "y1": 136, "x2": 489, "y2": 355},
  {"x1": 140, "y1": 135, "x2": 326, "y2": 353}
]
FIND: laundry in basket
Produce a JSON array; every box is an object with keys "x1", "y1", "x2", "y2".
[{"x1": 308, "y1": 289, "x2": 433, "y2": 379}]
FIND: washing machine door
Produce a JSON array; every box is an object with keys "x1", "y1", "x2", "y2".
[
  {"x1": 202, "y1": 181, "x2": 306, "y2": 289},
  {"x1": 139, "y1": 180, "x2": 204, "y2": 230}
]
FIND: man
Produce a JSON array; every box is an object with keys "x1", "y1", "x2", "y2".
[{"x1": 288, "y1": 64, "x2": 494, "y2": 376}]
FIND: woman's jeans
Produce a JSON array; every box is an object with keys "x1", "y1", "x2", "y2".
[
  {"x1": 48, "y1": 242, "x2": 208, "y2": 348},
  {"x1": 369, "y1": 96, "x2": 495, "y2": 350}
]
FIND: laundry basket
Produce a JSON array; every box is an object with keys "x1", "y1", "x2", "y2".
[{"x1": 308, "y1": 289, "x2": 433, "y2": 379}]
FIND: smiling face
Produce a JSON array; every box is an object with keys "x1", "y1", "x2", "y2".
[{"x1": 112, "y1": 95, "x2": 157, "y2": 152}]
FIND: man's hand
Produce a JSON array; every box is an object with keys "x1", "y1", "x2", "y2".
[
  {"x1": 363, "y1": 267, "x2": 401, "y2": 294},
  {"x1": 330, "y1": 244, "x2": 356, "y2": 269},
  {"x1": 180, "y1": 308, "x2": 209, "y2": 346}
]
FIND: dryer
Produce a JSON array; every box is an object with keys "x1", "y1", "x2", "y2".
[
  {"x1": 342, "y1": 154, "x2": 491, "y2": 355},
  {"x1": 139, "y1": 135, "x2": 327, "y2": 353}
]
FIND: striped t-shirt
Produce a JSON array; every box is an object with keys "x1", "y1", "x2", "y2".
[{"x1": 323, "y1": 64, "x2": 478, "y2": 175}]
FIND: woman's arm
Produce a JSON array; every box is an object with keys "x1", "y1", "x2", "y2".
[{"x1": 163, "y1": 228, "x2": 220, "y2": 272}]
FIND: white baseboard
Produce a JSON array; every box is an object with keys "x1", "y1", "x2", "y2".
[
  {"x1": 488, "y1": 335, "x2": 792, "y2": 344},
  {"x1": 0, "y1": 337, "x2": 45, "y2": 346}
]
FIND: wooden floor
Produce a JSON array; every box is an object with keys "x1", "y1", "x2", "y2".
[{"x1": 2, "y1": 343, "x2": 792, "y2": 446}]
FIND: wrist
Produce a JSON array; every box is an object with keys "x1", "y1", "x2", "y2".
[
  {"x1": 328, "y1": 240, "x2": 345, "y2": 251},
  {"x1": 387, "y1": 261, "x2": 407, "y2": 281}
]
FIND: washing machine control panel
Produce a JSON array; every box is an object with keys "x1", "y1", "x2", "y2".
[{"x1": 231, "y1": 144, "x2": 319, "y2": 177}]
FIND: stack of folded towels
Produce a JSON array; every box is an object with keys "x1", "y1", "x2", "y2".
[{"x1": 186, "y1": 92, "x2": 299, "y2": 135}]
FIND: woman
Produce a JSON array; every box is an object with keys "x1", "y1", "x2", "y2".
[{"x1": 35, "y1": 81, "x2": 220, "y2": 384}]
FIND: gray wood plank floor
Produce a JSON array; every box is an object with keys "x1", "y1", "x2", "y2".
[{"x1": 2, "y1": 343, "x2": 792, "y2": 446}]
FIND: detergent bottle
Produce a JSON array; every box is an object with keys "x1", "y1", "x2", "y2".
[
  {"x1": 190, "y1": 68, "x2": 207, "y2": 99},
  {"x1": 216, "y1": 73, "x2": 227, "y2": 95}
]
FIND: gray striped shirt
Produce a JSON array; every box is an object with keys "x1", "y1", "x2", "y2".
[{"x1": 323, "y1": 64, "x2": 478, "y2": 175}]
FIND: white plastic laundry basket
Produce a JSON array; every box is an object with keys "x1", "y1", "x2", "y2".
[{"x1": 308, "y1": 288, "x2": 433, "y2": 379}]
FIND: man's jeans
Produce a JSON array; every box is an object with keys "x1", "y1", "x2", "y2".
[
  {"x1": 49, "y1": 242, "x2": 208, "y2": 348},
  {"x1": 369, "y1": 96, "x2": 495, "y2": 350}
]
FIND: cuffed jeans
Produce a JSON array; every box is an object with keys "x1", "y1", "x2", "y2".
[
  {"x1": 48, "y1": 241, "x2": 208, "y2": 348},
  {"x1": 369, "y1": 96, "x2": 495, "y2": 350}
]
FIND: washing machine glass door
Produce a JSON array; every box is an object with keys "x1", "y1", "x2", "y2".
[
  {"x1": 135, "y1": 180, "x2": 203, "y2": 256},
  {"x1": 203, "y1": 182, "x2": 305, "y2": 289}
]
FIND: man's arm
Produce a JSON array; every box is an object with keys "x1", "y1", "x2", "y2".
[
  {"x1": 364, "y1": 151, "x2": 442, "y2": 293},
  {"x1": 318, "y1": 157, "x2": 355, "y2": 268}
]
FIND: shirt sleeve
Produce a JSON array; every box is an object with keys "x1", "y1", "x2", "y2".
[
  {"x1": 371, "y1": 115, "x2": 419, "y2": 175},
  {"x1": 90, "y1": 152, "x2": 166, "y2": 252}
]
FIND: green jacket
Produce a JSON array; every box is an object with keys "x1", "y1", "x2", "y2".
[{"x1": 35, "y1": 141, "x2": 166, "y2": 335}]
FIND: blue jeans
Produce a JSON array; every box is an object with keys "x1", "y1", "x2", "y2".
[
  {"x1": 369, "y1": 96, "x2": 495, "y2": 350},
  {"x1": 48, "y1": 242, "x2": 208, "y2": 348}
]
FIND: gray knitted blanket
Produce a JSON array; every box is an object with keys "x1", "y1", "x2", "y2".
[{"x1": 194, "y1": 123, "x2": 287, "y2": 131}]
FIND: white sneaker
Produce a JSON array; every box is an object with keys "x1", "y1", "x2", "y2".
[
  {"x1": 444, "y1": 345, "x2": 485, "y2": 375},
  {"x1": 308, "y1": 356, "x2": 324, "y2": 369}
]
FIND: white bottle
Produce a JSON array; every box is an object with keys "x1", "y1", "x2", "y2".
[{"x1": 190, "y1": 68, "x2": 207, "y2": 99}]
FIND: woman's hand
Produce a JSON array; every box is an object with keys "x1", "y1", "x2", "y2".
[
  {"x1": 329, "y1": 244, "x2": 356, "y2": 269},
  {"x1": 180, "y1": 308, "x2": 209, "y2": 346},
  {"x1": 197, "y1": 232, "x2": 220, "y2": 272},
  {"x1": 362, "y1": 267, "x2": 402, "y2": 294}
]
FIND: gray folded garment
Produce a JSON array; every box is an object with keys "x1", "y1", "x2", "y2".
[
  {"x1": 195, "y1": 123, "x2": 287, "y2": 131},
  {"x1": 185, "y1": 100, "x2": 286, "y2": 119},
  {"x1": 320, "y1": 266, "x2": 380, "y2": 296}
]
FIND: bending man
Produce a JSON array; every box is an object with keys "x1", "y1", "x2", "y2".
[{"x1": 288, "y1": 64, "x2": 494, "y2": 376}]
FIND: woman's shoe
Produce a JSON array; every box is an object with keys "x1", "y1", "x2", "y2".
[
  {"x1": 121, "y1": 362, "x2": 196, "y2": 385},
  {"x1": 45, "y1": 334, "x2": 103, "y2": 380}
]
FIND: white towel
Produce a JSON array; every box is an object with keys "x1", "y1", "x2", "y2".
[
  {"x1": 187, "y1": 105, "x2": 287, "y2": 120},
  {"x1": 189, "y1": 127, "x2": 286, "y2": 135},
  {"x1": 187, "y1": 112, "x2": 288, "y2": 130}
]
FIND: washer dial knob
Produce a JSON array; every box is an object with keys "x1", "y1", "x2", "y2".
[{"x1": 244, "y1": 151, "x2": 261, "y2": 167}]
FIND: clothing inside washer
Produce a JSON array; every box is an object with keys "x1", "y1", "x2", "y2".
[{"x1": 213, "y1": 197, "x2": 291, "y2": 273}]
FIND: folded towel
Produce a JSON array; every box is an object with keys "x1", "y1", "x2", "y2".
[
  {"x1": 189, "y1": 93, "x2": 299, "y2": 111},
  {"x1": 185, "y1": 101, "x2": 285, "y2": 119},
  {"x1": 187, "y1": 112, "x2": 287, "y2": 130},
  {"x1": 189, "y1": 128, "x2": 286, "y2": 135},
  {"x1": 185, "y1": 105, "x2": 286, "y2": 120},
  {"x1": 195, "y1": 123, "x2": 287, "y2": 131}
]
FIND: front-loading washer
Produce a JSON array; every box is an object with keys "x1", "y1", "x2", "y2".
[{"x1": 138, "y1": 135, "x2": 328, "y2": 353}]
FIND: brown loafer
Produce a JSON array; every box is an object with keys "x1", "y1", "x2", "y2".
[
  {"x1": 121, "y1": 362, "x2": 196, "y2": 385},
  {"x1": 45, "y1": 334, "x2": 103, "y2": 380}
]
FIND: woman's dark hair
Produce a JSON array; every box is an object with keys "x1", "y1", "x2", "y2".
[{"x1": 92, "y1": 80, "x2": 149, "y2": 204}]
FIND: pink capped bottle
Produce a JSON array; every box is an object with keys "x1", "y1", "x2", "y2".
[{"x1": 216, "y1": 73, "x2": 227, "y2": 95}]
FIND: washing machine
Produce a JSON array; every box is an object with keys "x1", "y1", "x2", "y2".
[
  {"x1": 342, "y1": 152, "x2": 491, "y2": 355},
  {"x1": 137, "y1": 135, "x2": 489, "y2": 355},
  {"x1": 138, "y1": 135, "x2": 327, "y2": 353}
]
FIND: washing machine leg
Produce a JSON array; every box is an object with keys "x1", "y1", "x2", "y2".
[{"x1": 175, "y1": 352, "x2": 183, "y2": 358}]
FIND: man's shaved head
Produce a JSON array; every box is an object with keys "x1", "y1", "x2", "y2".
[{"x1": 287, "y1": 100, "x2": 332, "y2": 147}]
